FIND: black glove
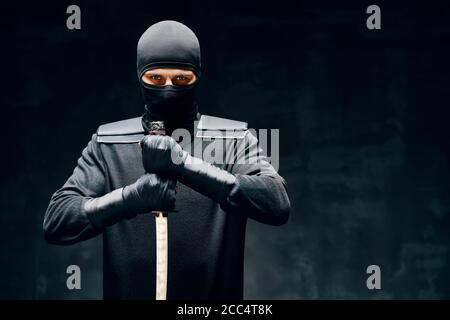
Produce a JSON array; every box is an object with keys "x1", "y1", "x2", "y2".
[
  {"x1": 141, "y1": 135, "x2": 186, "y2": 175},
  {"x1": 141, "y1": 135, "x2": 236, "y2": 205},
  {"x1": 84, "y1": 173, "x2": 176, "y2": 229}
]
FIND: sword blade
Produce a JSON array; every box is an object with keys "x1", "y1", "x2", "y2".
[{"x1": 154, "y1": 211, "x2": 168, "y2": 300}]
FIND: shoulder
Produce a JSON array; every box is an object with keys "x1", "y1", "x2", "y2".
[
  {"x1": 196, "y1": 114, "x2": 248, "y2": 139},
  {"x1": 96, "y1": 116, "x2": 144, "y2": 143}
]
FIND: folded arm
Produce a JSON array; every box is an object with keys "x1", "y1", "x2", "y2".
[
  {"x1": 44, "y1": 134, "x2": 175, "y2": 245},
  {"x1": 141, "y1": 130, "x2": 291, "y2": 226}
]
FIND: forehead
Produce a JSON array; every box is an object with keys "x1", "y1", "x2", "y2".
[{"x1": 144, "y1": 68, "x2": 194, "y2": 75}]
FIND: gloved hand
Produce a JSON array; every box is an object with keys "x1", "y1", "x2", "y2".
[
  {"x1": 141, "y1": 135, "x2": 236, "y2": 205},
  {"x1": 141, "y1": 135, "x2": 186, "y2": 175},
  {"x1": 84, "y1": 173, "x2": 176, "y2": 229}
]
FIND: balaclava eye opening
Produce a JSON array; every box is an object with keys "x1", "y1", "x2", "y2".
[{"x1": 137, "y1": 20, "x2": 201, "y2": 134}]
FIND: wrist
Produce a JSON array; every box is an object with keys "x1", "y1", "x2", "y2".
[
  {"x1": 84, "y1": 188, "x2": 130, "y2": 229},
  {"x1": 122, "y1": 183, "x2": 143, "y2": 213},
  {"x1": 177, "y1": 155, "x2": 237, "y2": 205}
]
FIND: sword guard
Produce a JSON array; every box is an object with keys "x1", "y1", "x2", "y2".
[{"x1": 152, "y1": 211, "x2": 169, "y2": 217}]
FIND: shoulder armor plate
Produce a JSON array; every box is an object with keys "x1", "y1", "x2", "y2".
[
  {"x1": 97, "y1": 117, "x2": 144, "y2": 143},
  {"x1": 96, "y1": 114, "x2": 248, "y2": 143},
  {"x1": 196, "y1": 115, "x2": 248, "y2": 139}
]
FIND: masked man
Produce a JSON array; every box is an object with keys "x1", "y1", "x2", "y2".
[{"x1": 44, "y1": 20, "x2": 291, "y2": 299}]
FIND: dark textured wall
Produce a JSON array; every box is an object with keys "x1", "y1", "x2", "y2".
[{"x1": 1, "y1": 1, "x2": 450, "y2": 299}]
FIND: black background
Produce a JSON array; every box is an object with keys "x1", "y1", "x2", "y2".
[{"x1": 1, "y1": 0, "x2": 450, "y2": 299}]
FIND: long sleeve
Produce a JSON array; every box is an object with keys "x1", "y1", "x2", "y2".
[
  {"x1": 43, "y1": 134, "x2": 107, "y2": 245},
  {"x1": 225, "y1": 131, "x2": 291, "y2": 226}
]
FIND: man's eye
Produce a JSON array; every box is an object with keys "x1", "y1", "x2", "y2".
[
  {"x1": 176, "y1": 75, "x2": 187, "y2": 81},
  {"x1": 151, "y1": 75, "x2": 162, "y2": 80}
]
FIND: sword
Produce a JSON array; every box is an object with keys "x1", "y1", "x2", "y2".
[{"x1": 146, "y1": 121, "x2": 170, "y2": 300}]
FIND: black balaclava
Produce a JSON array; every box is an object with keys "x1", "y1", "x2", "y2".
[{"x1": 137, "y1": 20, "x2": 201, "y2": 134}]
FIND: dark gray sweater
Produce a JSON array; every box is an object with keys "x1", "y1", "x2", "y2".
[{"x1": 43, "y1": 115, "x2": 290, "y2": 299}]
